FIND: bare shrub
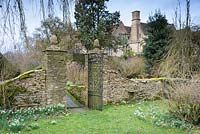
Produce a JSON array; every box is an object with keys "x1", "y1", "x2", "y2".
[
  {"x1": 109, "y1": 56, "x2": 145, "y2": 78},
  {"x1": 66, "y1": 61, "x2": 87, "y2": 85},
  {"x1": 159, "y1": 27, "x2": 200, "y2": 78},
  {"x1": 4, "y1": 41, "x2": 43, "y2": 73},
  {"x1": 0, "y1": 53, "x2": 20, "y2": 81},
  {"x1": 5, "y1": 51, "x2": 41, "y2": 73},
  {"x1": 169, "y1": 82, "x2": 200, "y2": 125},
  {"x1": 0, "y1": 84, "x2": 27, "y2": 109},
  {"x1": 159, "y1": 0, "x2": 200, "y2": 78}
]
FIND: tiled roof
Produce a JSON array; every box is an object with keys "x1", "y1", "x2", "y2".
[
  {"x1": 140, "y1": 22, "x2": 148, "y2": 35},
  {"x1": 116, "y1": 21, "x2": 174, "y2": 36},
  {"x1": 124, "y1": 26, "x2": 131, "y2": 34}
]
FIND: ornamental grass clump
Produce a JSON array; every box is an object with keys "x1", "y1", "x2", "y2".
[{"x1": 169, "y1": 83, "x2": 200, "y2": 125}]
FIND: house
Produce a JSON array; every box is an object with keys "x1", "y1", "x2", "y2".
[
  {"x1": 112, "y1": 11, "x2": 148, "y2": 56},
  {"x1": 112, "y1": 10, "x2": 175, "y2": 57}
]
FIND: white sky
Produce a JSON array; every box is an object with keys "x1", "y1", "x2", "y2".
[{"x1": 1, "y1": 0, "x2": 200, "y2": 53}]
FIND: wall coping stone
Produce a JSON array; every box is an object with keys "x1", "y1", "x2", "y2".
[{"x1": 130, "y1": 77, "x2": 200, "y2": 83}]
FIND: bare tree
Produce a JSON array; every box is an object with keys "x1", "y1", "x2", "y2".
[
  {"x1": 186, "y1": 0, "x2": 191, "y2": 27},
  {"x1": 0, "y1": 0, "x2": 73, "y2": 48},
  {"x1": 159, "y1": 0, "x2": 200, "y2": 78}
]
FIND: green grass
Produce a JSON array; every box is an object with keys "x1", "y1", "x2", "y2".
[{"x1": 1, "y1": 100, "x2": 200, "y2": 134}]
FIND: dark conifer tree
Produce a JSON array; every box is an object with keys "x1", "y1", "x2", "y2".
[
  {"x1": 143, "y1": 10, "x2": 172, "y2": 73},
  {"x1": 74, "y1": 0, "x2": 120, "y2": 50}
]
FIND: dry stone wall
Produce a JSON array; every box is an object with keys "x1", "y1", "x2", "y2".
[
  {"x1": 103, "y1": 56, "x2": 200, "y2": 104},
  {"x1": 103, "y1": 56, "x2": 129, "y2": 104},
  {"x1": 1, "y1": 70, "x2": 47, "y2": 108},
  {"x1": 3, "y1": 53, "x2": 200, "y2": 109}
]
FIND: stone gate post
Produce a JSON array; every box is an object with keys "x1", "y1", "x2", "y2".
[
  {"x1": 44, "y1": 35, "x2": 69, "y2": 106},
  {"x1": 88, "y1": 39, "x2": 104, "y2": 110}
]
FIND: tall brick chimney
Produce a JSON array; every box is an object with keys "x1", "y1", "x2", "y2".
[{"x1": 130, "y1": 11, "x2": 140, "y2": 43}]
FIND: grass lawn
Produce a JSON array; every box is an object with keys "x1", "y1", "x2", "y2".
[{"x1": 1, "y1": 100, "x2": 200, "y2": 134}]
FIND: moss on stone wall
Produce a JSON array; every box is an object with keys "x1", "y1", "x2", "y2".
[
  {"x1": 0, "y1": 84, "x2": 27, "y2": 109},
  {"x1": 66, "y1": 83, "x2": 87, "y2": 104},
  {"x1": 0, "y1": 69, "x2": 43, "y2": 85},
  {"x1": 136, "y1": 77, "x2": 167, "y2": 82},
  {"x1": 19, "y1": 73, "x2": 31, "y2": 80},
  {"x1": 0, "y1": 69, "x2": 46, "y2": 109},
  {"x1": 67, "y1": 85, "x2": 87, "y2": 91}
]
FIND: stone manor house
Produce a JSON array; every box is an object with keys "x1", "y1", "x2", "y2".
[{"x1": 112, "y1": 10, "x2": 148, "y2": 56}]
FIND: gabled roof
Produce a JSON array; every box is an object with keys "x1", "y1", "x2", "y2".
[
  {"x1": 114, "y1": 21, "x2": 174, "y2": 37},
  {"x1": 112, "y1": 21, "x2": 130, "y2": 36},
  {"x1": 124, "y1": 26, "x2": 131, "y2": 34},
  {"x1": 115, "y1": 21, "x2": 149, "y2": 36},
  {"x1": 141, "y1": 22, "x2": 148, "y2": 35}
]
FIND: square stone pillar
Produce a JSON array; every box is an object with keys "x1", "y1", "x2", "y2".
[
  {"x1": 88, "y1": 50, "x2": 104, "y2": 110},
  {"x1": 44, "y1": 49, "x2": 72, "y2": 106}
]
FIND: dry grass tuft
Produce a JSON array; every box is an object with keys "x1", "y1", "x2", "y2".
[
  {"x1": 109, "y1": 56, "x2": 145, "y2": 78},
  {"x1": 169, "y1": 82, "x2": 200, "y2": 125}
]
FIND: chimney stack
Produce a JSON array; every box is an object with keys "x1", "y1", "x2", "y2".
[
  {"x1": 132, "y1": 11, "x2": 140, "y2": 21},
  {"x1": 130, "y1": 11, "x2": 140, "y2": 43}
]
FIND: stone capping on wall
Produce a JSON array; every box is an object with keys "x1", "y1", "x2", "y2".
[
  {"x1": 44, "y1": 49, "x2": 70, "y2": 53},
  {"x1": 43, "y1": 49, "x2": 87, "y2": 54},
  {"x1": 132, "y1": 77, "x2": 200, "y2": 83}
]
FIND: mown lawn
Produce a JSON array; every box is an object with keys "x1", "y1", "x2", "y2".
[{"x1": 1, "y1": 100, "x2": 200, "y2": 134}]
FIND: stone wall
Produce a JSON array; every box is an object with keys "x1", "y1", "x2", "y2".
[
  {"x1": 2, "y1": 52, "x2": 200, "y2": 109},
  {"x1": 0, "y1": 70, "x2": 47, "y2": 108},
  {"x1": 0, "y1": 51, "x2": 88, "y2": 109},
  {"x1": 103, "y1": 57, "x2": 200, "y2": 104},
  {"x1": 103, "y1": 56, "x2": 130, "y2": 104}
]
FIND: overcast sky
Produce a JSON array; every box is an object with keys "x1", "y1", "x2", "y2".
[
  {"x1": 24, "y1": 0, "x2": 200, "y2": 34},
  {"x1": 106, "y1": 0, "x2": 200, "y2": 26},
  {"x1": 1, "y1": 0, "x2": 200, "y2": 52}
]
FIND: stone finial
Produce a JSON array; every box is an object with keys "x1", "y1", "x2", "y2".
[
  {"x1": 93, "y1": 39, "x2": 100, "y2": 48},
  {"x1": 48, "y1": 35, "x2": 60, "y2": 50},
  {"x1": 88, "y1": 39, "x2": 101, "y2": 53},
  {"x1": 50, "y1": 35, "x2": 58, "y2": 45}
]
